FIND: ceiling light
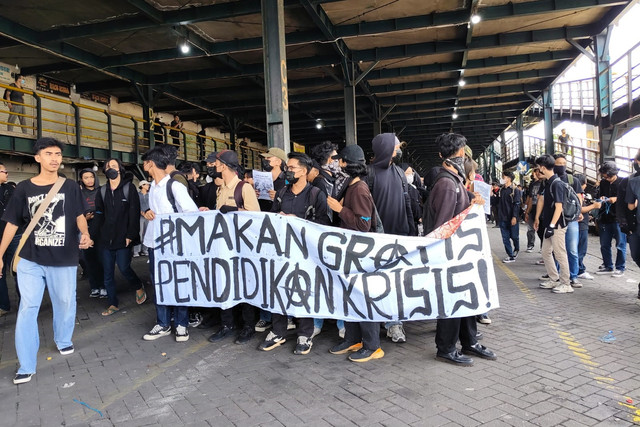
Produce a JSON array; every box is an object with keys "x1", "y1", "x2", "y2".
[
  {"x1": 458, "y1": 79, "x2": 466, "y2": 87},
  {"x1": 452, "y1": 113, "x2": 459, "y2": 119},
  {"x1": 316, "y1": 119, "x2": 324, "y2": 130},
  {"x1": 470, "y1": 14, "x2": 481, "y2": 24},
  {"x1": 179, "y1": 40, "x2": 190, "y2": 54}
]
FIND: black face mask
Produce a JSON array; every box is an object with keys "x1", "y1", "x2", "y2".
[
  {"x1": 395, "y1": 148, "x2": 402, "y2": 159},
  {"x1": 445, "y1": 156, "x2": 466, "y2": 180},
  {"x1": 284, "y1": 170, "x2": 299, "y2": 186},
  {"x1": 553, "y1": 165, "x2": 566, "y2": 176},
  {"x1": 105, "y1": 168, "x2": 119, "y2": 180},
  {"x1": 206, "y1": 166, "x2": 221, "y2": 179},
  {"x1": 262, "y1": 158, "x2": 274, "y2": 172}
]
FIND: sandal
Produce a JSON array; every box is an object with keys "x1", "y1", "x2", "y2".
[
  {"x1": 136, "y1": 288, "x2": 147, "y2": 305},
  {"x1": 102, "y1": 305, "x2": 119, "y2": 316}
]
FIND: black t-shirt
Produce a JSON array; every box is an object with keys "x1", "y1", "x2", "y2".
[
  {"x1": 6, "y1": 83, "x2": 24, "y2": 103},
  {"x1": 541, "y1": 175, "x2": 566, "y2": 229},
  {"x1": 597, "y1": 178, "x2": 619, "y2": 224},
  {"x1": 528, "y1": 180, "x2": 542, "y2": 206},
  {"x1": 271, "y1": 183, "x2": 330, "y2": 225},
  {"x1": 2, "y1": 179, "x2": 85, "y2": 266}
]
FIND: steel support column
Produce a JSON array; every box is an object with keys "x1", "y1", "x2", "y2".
[
  {"x1": 542, "y1": 88, "x2": 554, "y2": 154},
  {"x1": 490, "y1": 141, "x2": 496, "y2": 182},
  {"x1": 261, "y1": 0, "x2": 290, "y2": 152},
  {"x1": 373, "y1": 105, "x2": 382, "y2": 136},
  {"x1": 594, "y1": 26, "x2": 614, "y2": 162},
  {"x1": 344, "y1": 61, "x2": 357, "y2": 145},
  {"x1": 516, "y1": 115, "x2": 525, "y2": 162}
]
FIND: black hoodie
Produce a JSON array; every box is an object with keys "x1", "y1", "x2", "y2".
[
  {"x1": 94, "y1": 173, "x2": 140, "y2": 249},
  {"x1": 366, "y1": 133, "x2": 415, "y2": 236},
  {"x1": 80, "y1": 168, "x2": 100, "y2": 237}
]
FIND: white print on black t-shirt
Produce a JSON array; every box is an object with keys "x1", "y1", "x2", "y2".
[{"x1": 28, "y1": 193, "x2": 66, "y2": 247}]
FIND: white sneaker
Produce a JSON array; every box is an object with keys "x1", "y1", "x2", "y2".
[
  {"x1": 143, "y1": 324, "x2": 171, "y2": 341},
  {"x1": 311, "y1": 327, "x2": 322, "y2": 339},
  {"x1": 612, "y1": 270, "x2": 625, "y2": 278},
  {"x1": 539, "y1": 280, "x2": 559, "y2": 289},
  {"x1": 570, "y1": 280, "x2": 583, "y2": 288},
  {"x1": 387, "y1": 324, "x2": 406, "y2": 343},
  {"x1": 552, "y1": 284, "x2": 574, "y2": 294},
  {"x1": 338, "y1": 327, "x2": 346, "y2": 339},
  {"x1": 577, "y1": 272, "x2": 594, "y2": 280},
  {"x1": 175, "y1": 325, "x2": 189, "y2": 342}
]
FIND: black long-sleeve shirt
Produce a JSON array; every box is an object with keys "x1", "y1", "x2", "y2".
[
  {"x1": 271, "y1": 183, "x2": 329, "y2": 225},
  {"x1": 498, "y1": 185, "x2": 522, "y2": 222},
  {"x1": 94, "y1": 179, "x2": 140, "y2": 249}
]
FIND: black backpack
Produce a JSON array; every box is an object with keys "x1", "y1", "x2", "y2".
[
  {"x1": 274, "y1": 185, "x2": 321, "y2": 221},
  {"x1": 548, "y1": 178, "x2": 581, "y2": 223}
]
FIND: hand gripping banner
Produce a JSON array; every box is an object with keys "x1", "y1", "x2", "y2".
[{"x1": 152, "y1": 204, "x2": 499, "y2": 322}]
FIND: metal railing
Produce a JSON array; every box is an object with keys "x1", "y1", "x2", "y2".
[
  {"x1": 0, "y1": 82, "x2": 264, "y2": 168},
  {"x1": 609, "y1": 40, "x2": 640, "y2": 113}
]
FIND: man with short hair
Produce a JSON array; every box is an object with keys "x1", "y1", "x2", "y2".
[
  {"x1": 425, "y1": 133, "x2": 497, "y2": 366},
  {"x1": 534, "y1": 154, "x2": 573, "y2": 294},
  {"x1": 0, "y1": 137, "x2": 92, "y2": 384},
  {"x1": 525, "y1": 168, "x2": 543, "y2": 252},
  {"x1": 257, "y1": 147, "x2": 287, "y2": 212},
  {"x1": 596, "y1": 161, "x2": 626, "y2": 277},
  {"x1": 498, "y1": 171, "x2": 522, "y2": 263},
  {"x1": 258, "y1": 152, "x2": 329, "y2": 355},
  {"x1": 206, "y1": 150, "x2": 260, "y2": 345},
  {"x1": 5, "y1": 74, "x2": 28, "y2": 134}
]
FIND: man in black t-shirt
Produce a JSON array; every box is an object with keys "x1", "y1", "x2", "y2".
[
  {"x1": 0, "y1": 137, "x2": 92, "y2": 385},
  {"x1": 596, "y1": 161, "x2": 626, "y2": 276},
  {"x1": 524, "y1": 169, "x2": 542, "y2": 252}
]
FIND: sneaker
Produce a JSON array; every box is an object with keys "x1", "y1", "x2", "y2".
[
  {"x1": 311, "y1": 327, "x2": 322, "y2": 339},
  {"x1": 612, "y1": 269, "x2": 625, "y2": 278},
  {"x1": 132, "y1": 252, "x2": 140, "y2": 258},
  {"x1": 539, "y1": 274, "x2": 550, "y2": 280},
  {"x1": 99, "y1": 289, "x2": 107, "y2": 299},
  {"x1": 287, "y1": 318, "x2": 296, "y2": 330},
  {"x1": 597, "y1": 264, "x2": 608, "y2": 272},
  {"x1": 535, "y1": 259, "x2": 545, "y2": 265},
  {"x1": 502, "y1": 257, "x2": 515, "y2": 263},
  {"x1": 175, "y1": 325, "x2": 189, "y2": 342},
  {"x1": 526, "y1": 246, "x2": 534, "y2": 253},
  {"x1": 89, "y1": 289, "x2": 100, "y2": 298},
  {"x1": 513, "y1": 250, "x2": 519, "y2": 260},
  {"x1": 293, "y1": 336, "x2": 312, "y2": 355},
  {"x1": 139, "y1": 252, "x2": 148, "y2": 257},
  {"x1": 596, "y1": 268, "x2": 614, "y2": 275},
  {"x1": 539, "y1": 280, "x2": 559, "y2": 289},
  {"x1": 349, "y1": 347, "x2": 385, "y2": 362},
  {"x1": 387, "y1": 324, "x2": 406, "y2": 343},
  {"x1": 338, "y1": 327, "x2": 346, "y2": 339},
  {"x1": 59, "y1": 345, "x2": 74, "y2": 355},
  {"x1": 143, "y1": 324, "x2": 172, "y2": 341},
  {"x1": 254, "y1": 320, "x2": 272, "y2": 332},
  {"x1": 476, "y1": 314, "x2": 491, "y2": 324},
  {"x1": 258, "y1": 331, "x2": 286, "y2": 351},
  {"x1": 552, "y1": 284, "x2": 574, "y2": 294},
  {"x1": 13, "y1": 373, "x2": 33, "y2": 385},
  {"x1": 208, "y1": 325, "x2": 235, "y2": 342},
  {"x1": 235, "y1": 326, "x2": 255, "y2": 344},
  {"x1": 188, "y1": 312, "x2": 203, "y2": 328},
  {"x1": 577, "y1": 272, "x2": 594, "y2": 280},
  {"x1": 570, "y1": 279, "x2": 583, "y2": 288},
  {"x1": 329, "y1": 341, "x2": 363, "y2": 355}
]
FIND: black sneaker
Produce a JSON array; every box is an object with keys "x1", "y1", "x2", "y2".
[
  {"x1": 13, "y1": 373, "x2": 33, "y2": 385},
  {"x1": 258, "y1": 331, "x2": 286, "y2": 351},
  {"x1": 89, "y1": 289, "x2": 100, "y2": 298},
  {"x1": 208, "y1": 325, "x2": 235, "y2": 342},
  {"x1": 513, "y1": 250, "x2": 519, "y2": 260},
  {"x1": 293, "y1": 336, "x2": 312, "y2": 355},
  {"x1": 329, "y1": 341, "x2": 362, "y2": 355},
  {"x1": 59, "y1": 345, "x2": 74, "y2": 355},
  {"x1": 348, "y1": 348, "x2": 384, "y2": 362},
  {"x1": 143, "y1": 324, "x2": 172, "y2": 341},
  {"x1": 254, "y1": 319, "x2": 272, "y2": 332},
  {"x1": 235, "y1": 326, "x2": 255, "y2": 344},
  {"x1": 188, "y1": 312, "x2": 203, "y2": 328}
]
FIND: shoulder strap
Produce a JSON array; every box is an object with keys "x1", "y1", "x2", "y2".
[
  {"x1": 100, "y1": 184, "x2": 106, "y2": 202},
  {"x1": 13, "y1": 177, "x2": 66, "y2": 270},
  {"x1": 165, "y1": 179, "x2": 179, "y2": 213},
  {"x1": 365, "y1": 165, "x2": 376, "y2": 194},
  {"x1": 122, "y1": 182, "x2": 130, "y2": 202},
  {"x1": 234, "y1": 180, "x2": 246, "y2": 210},
  {"x1": 305, "y1": 185, "x2": 320, "y2": 220}
]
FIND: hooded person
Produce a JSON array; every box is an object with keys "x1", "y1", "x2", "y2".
[
  {"x1": 400, "y1": 163, "x2": 422, "y2": 232},
  {"x1": 79, "y1": 168, "x2": 105, "y2": 298}
]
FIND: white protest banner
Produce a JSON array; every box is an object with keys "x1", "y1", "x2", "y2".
[
  {"x1": 253, "y1": 171, "x2": 274, "y2": 200},
  {"x1": 152, "y1": 204, "x2": 499, "y2": 322},
  {"x1": 474, "y1": 180, "x2": 492, "y2": 216}
]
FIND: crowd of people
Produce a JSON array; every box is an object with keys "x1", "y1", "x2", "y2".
[{"x1": 1, "y1": 132, "x2": 638, "y2": 385}]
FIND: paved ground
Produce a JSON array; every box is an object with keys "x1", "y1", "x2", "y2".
[{"x1": 1, "y1": 224, "x2": 640, "y2": 427}]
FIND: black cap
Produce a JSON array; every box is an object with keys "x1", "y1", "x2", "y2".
[
  {"x1": 332, "y1": 145, "x2": 365, "y2": 165},
  {"x1": 214, "y1": 150, "x2": 239, "y2": 167}
]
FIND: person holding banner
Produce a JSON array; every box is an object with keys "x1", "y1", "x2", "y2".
[
  {"x1": 326, "y1": 145, "x2": 385, "y2": 362},
  {"x1": 258, "y1": 152, "x2": 329, "y2": 355},
  {"x1": 140, "y1": 146, "x2": 199, "y2": 343},
  {"x1": 206, "y1": 150, "x2": 261, "y2": 345},
  {"x1": 425, "y1": 133, "x2": 497, "y2": 366}
]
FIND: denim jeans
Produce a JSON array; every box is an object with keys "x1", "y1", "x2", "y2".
[
  {"x1": 0, "y1": 233, "x2": 20, "y2": 311},
  {"x1": 578, "y1": 227, "x2": 588, "y2": 275},
  {"x1": 314, "y1": 318, "x2": 345, "y2": 331},
  {"x1": 565, "y1": 221, "x2": 579, "y2": 280},
  {"x1": 15, "y1": 259, "x2": 77, "y2": 374},
  {"x1": 499, "y1": 220, "x2": 519, "y2": 257},
  {"x1": 385, "y1": 321, "x2": 402, "y2": 329},
  {"x1": 102, "y1": 246, "x2": 142, "y2": 307},
  {"x1": 149, "y1": 248, "x2": 188, "y2": 328},
  {"x1": 259, "y1": 309, "x2": 272, "y2": 322},
  {"x1": 599, "y1": 222, "x2": 626, "y2": 271}
]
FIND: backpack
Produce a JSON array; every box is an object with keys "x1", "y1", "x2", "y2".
[
  {"x1": 100, "y1": 181, "x2": 131, "y2": 205},
  {"x1": 274, "y1": 185, "x2": 321, "y2": 221},
  {"x1": 218, "y1": 181, "x2": 247, "y2": 213},
  {"x1": 422, "y1": 170, "x2": 461, "y2": 235},
  {"x1": 548, "y1": 178, "x2": 581, "y2": 223},
  {"x1": 364, "y1": 164, "x2": 410, "y2": 234}
]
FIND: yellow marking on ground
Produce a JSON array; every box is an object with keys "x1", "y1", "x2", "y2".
[
  {"x1": 493, "y1": 252, "x2": 538, "y2": 303},
  {"x1": 595, "y1": 376, "x2": 615, "y2": 382}
]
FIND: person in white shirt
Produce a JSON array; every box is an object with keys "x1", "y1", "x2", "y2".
[{"x1": 139, "y1": 146, "x2": 198, "y2": 342}]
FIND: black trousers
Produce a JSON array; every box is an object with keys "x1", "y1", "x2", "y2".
[
  {"x1": 272, "y1": 314, "x2": 313, "y2": 337},
  {"x1": 220, "y1": 303, "x2": 256, "y2": 329},
  {"x1": 344, "y1": 321, "x2": 380, "y2": 351},
  {"x1": 435, "y1": 316, "x2": 477, "y2": 354}
]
